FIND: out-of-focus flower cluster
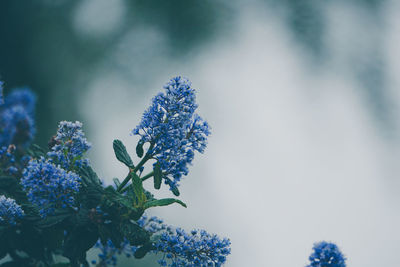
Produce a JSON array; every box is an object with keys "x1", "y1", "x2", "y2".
[
  {"x1": 0, "y1": 195, "x2": 24, "y2": 226},
  {"x1": 133, "y1": 76, "x2": 210, "y2": 191},
  {"x1": 94, "y1": 215, "x2": 231, "y2": 267},
  {"x1": 93, "y1": 239, "x2": 138, "y2": 266},
  {"x1": 47, "y1": 121, "x2": 91, "y2": 170},
  {"x1": 155, "y1": 228, "x2": 231, "y2": 267},
  {"x1": 0, "y1": 88, "x2": 36, "y2": 148},
  {"x1": 0, "y1": 145, "x2": 18, "y2": 175},
  {"x1": 307, "y1": 241, "x2": 346, "y2": 267},
  {"x1": 20, "y1": 157, "x2": 81, "y2": 217}
]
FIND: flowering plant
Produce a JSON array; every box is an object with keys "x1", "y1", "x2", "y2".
[
  {"x1": 0, "y1": 77, "x2": 230, "y2": 267},
  {"x1": 0, "y1": 77, "x2": 348, "y2": 267}
]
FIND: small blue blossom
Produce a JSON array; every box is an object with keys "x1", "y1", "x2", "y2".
[
  {"x1": 138, "y1": 215, "x2": 171, "y2": 234},
  {"x1": 94, "y1": 239, "x2": 138, "y2": 266},
  {"x1": 47, "y1": 121, "x2": 91, "y2": 170},
  {"x1": 0, "y1": 88, "x2": 36, "y2": 148},
  {"x1": 133, "y1": 77, "x2": 210, "y2": 190},
  {"x1": 0, "y1": 145, "x2": 20, "y2": 175},
  {"x1": 20, "y1": 157, "x2": 81, "y2": 217},
  {"x1": 153, "y1": 227, "x2": 231, "y2": 267},
  {"x1": 307, "y1": 241, "x2": 346, "y2": 267},
  {"x1": 0, "y1": 195, "x2": 24, "y2": 226}
]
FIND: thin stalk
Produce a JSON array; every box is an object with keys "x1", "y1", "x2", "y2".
[
  {"x1": 119, "y1": 171, "x2": 155, "y2": 194},
  {"x1": 117, "y1": 142, "x2": 155, "y2": 192},
  {"x1": 141, "y1": 171, "x2": 154, "y2": 182},
  {"x1": 117, "y1": 172, "x2": 131, "y2": 192}
]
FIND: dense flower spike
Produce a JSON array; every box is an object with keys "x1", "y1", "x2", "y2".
[
  {"x1": 0, "y1": 88, "x2": 36, "y2": 147},
  {"x1": 20, "y1": 157, "x2": 81, "y2": 217},
  {"x1": 0, "y1": 195, "x2": 24, "y2": 226},
  {"x1": 307, "y1": 241, "x2": 346, "y2": 267},
  {"x1": 47, "y1": 121, "x2": 91, "y2": 169},
  {"x1": 154, "y1": 228, "x2": 231, "y2": 267},
  {"x1": 93, "y1": 215, "x2": 230, "y2": 267},
  {"x1": 133, "y1": 77, "x2": 210, "y2": 190}
]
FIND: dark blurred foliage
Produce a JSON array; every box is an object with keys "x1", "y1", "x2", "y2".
[
  {"x1": 0, "y1": 0, "x2": 393, "y2": 148},
  {"x1": 0, "y1": 0, "x2": 229, "y2": 147}
]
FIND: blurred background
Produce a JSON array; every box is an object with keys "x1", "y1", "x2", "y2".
[{"x1": 1, "y1": 0, "x2": 400, "y2": 266}]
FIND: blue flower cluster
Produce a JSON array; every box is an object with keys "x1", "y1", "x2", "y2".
[
  {"x1": 133, "y1": 77, "x2": 210, "y2": 190},
  {"x1": 20, "y1": 157, "x2": 81, "y2": 217},
  {"x1": 0, "y1": 145, "x2": 19, "y2": 175},
  {"x1": 307, "y1": 241, "x2": 346, "y2": 267},
  {"x1": 154, "y1": 228, "x2": 231, "y2": 267},
  {"x1": 93, "y1": 215, "x2": 230, "y2": 267},
  {"x1": 93, "y1": 239, "x2": 138, "y2": 266},
  {"x1": 139, "y1": 215, "x2": 170, "y2": 233},
  {"x1": 0, "y1": 88, "x2": 36, "y2": 148},
  {"x1": 0, "y1": 144, "x2": 31, "y2": 176},
  {"x1": 47, "y1": 121, "x2": 91, "y2": 170},
  {"x1": 0, "y1": 195, "x2": 24, "y2": 226}
]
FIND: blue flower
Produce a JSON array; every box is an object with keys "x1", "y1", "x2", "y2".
[
  {"x1": 137, "y1": 215, "x2": 173, "y2": 235},
  {"x1": 20, "y1": 157, "x2": 81, "y2": 217},
  {"x1": 0, "y1": 88, "x2": 36, "y2": 148},
  {"x1": 307, "y1": 241, "x2": 346, "y2": 267},
  {"x1": 153, "y1": 227, "x2": 231, "y2": 267},
  {"x1": 0, "y1": 145, "x2": 29, "y2": 176},
  {"x1": 94, "y1": 239, "x2": 138, "y2": 266},
  {"x1": 47, "y1": 121, "x2": 91, "y2": 170},
  {"x1": 93, "y1": 215, "x2": 230, "y2": 267},
  {"x1": 133, "y1": 77, "x2": 210, "y2": 190},
  {"x1": 0, "y1": 195, "x2": 24, "y2": 226}
]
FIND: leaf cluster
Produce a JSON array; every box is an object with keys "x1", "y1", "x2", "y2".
[{"x1": 0, "y1": 138, "x2": 187, "y2": 266}]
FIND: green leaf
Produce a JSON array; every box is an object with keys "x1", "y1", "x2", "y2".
[
  {"x1": 136, "y1": 141, "x2": 144, "y2": 158},
  {"x1": 78, "y1": 165, "x2": 102, "y2": 186},
  {"x1": 113, "y1": 140, "x2": 134, "y2": 168},
  {"x1": 121, "y1": 222, "x2": 149, "y2": 246},
  {"x1": 76, "y1": 166, "x2": 103, "y2": 208},
  {"x1": 113, "y1": 178, "x2": 121, "y2": 188},
  {"x1": 27, "y1": 144, "x2": 46, "y2": 158},
  {"x1": 143, "y1": 198, "x2": 187, "y2": 209},
  {"x1": 164, "y1": 177, "x2": 180, "y2": 196},
  {"x1": 171, "y1": 186, "x2": 180, "y2": 196},
  {"x1": 63, "y1": 225, "x2": 98, "y2": 264},
  {"x1": 153, "y1": 162, "x2": 162, "y2": 190},
  {"x1": 131, "y1": 172, "x2": 146, "y2": 205},
  {"x1": 34, "y1": 209, "x2": 72, "y2": 228},
  {"x1": 134, "y1": 243, "x2": 154, "y2": 259}
]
